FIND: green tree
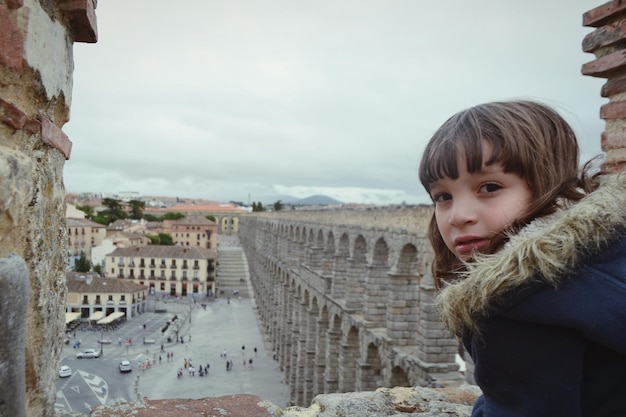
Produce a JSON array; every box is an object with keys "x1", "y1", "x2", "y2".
[
  {"x1": 93, "y1": 264, "x2": 103, "y2": 276},
  {"x1": 76, "y1": 204, "x2": 95, "y2": 219},
  {"x1": 206, "y1": 215, "x2": 216, "y2": 222},
  {"x1": 128, "y1": 199, "x2": 145, "y2": 220},
  {"x1": 100, "y1": 198, "x2": 127, "y2": 224},
  {"x1": 252, "y1": 202, "x2": 265, "y2": 212},
  {"x1": 159, "y1": 233, "x2": 174, "y2": 245},
  {"x1": 147, "y1": 234, "x2": 160, "y2": 245},
  {"x1": 273, "y1": 200, "x2": 284, "y2": 211},
  {"x1": 74, "y1": 252, "x2": 91, "y2": 272},
  {"x1": 162, "y1": 212, "x2": 185, "y2": 221}
]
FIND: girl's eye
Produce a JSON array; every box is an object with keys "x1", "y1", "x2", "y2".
[
  {"x1": 480, "y1": 183, "x2": 502, "y2": 193},
  {"x1": 432, "y1": 192, "x2": 451, "y2": 203}
]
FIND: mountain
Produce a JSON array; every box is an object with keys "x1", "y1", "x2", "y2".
[{"x1": 289, "y1": 194, "x2": 343, "y2": 206}]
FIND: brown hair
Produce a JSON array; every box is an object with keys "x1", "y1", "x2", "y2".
[{"x1": 418, "y1": 100, "x2": 597, "y2": 288}]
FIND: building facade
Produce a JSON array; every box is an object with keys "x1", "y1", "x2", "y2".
[
  {"x1": 104, "y1": 245, "x2": 217, "y2": 297},
  {"x1": 163, "y1": 215, "x2": 218, "y2": 249},
  {"x1": 65, "y1": 273, "x2": 148, "y2": 320},
  {"x1": 67, "y1": 217, "x2": 107, "y2": 259}
]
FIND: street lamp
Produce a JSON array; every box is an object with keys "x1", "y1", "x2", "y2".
[{"x1": 100, "y1": 330, "x2": 104, "y2": 357}]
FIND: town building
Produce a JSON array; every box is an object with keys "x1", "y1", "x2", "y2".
[
  {"x1": 104, "y1": 245, "x2": 217, "y2": 297},
  {"x1": 165, "y1": 203, "x2": 248, "y2": 234},
  {"x1": 66, "y1": 217, "x2": 107, "y2": 259},
  {"x1": 163, "y1": 215, "x2": 218, "y2": 249},
  {"x1": 65, "y1": 273, "x2": 148, "y2": 322}
]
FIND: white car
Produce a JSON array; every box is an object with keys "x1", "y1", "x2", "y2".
[
  {"x1": 119, "y1": 360, "x2": 132, "y2": 373},
  {"x1": 59, "y1": 365, "x2": 72, "y2": 378},
  {"x1": 76, "y1": 349, "x2": 101, "y2": 359}
]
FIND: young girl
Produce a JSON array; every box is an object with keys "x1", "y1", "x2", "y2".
[{"x1": 418, "y1": 100, "x2": 626, "y2": 417}]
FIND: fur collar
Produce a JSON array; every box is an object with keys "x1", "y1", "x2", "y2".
[{"x1": 436, "y1": 173, "x2": 626, "y2": 335}]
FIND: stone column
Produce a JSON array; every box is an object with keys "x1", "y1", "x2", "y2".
[
  {"x1": 582, "y1": 2, "x2": 626, "y2": 173},
  {"x1": 363, "y1": 264, "x2": 389, "y2": 328},
  {"x1": 313, "y1": 313, "x2": 328, "y2": 397},
  {"x1": 324, "y1": 327, "x2": 340, "y2": 393},
  {"x1": 386, "y1": 272, "x2": 420, "y2": 346}
]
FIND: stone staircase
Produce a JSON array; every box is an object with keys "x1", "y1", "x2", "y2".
[{"x1": 216, "y1": 247, "x2": 251, "y2": 298}]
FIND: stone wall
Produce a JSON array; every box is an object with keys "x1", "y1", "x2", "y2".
[
  {"x1": 238, "y1": 205, "x2": 469, "y2": 406},
  {"x1": 0, "y1": 0, "x2": 96, "y2": 416}
]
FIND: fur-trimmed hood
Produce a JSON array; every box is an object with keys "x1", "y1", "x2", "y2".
[{"x1": 436, "y1": 173, "x2": 626, "y2": 336}]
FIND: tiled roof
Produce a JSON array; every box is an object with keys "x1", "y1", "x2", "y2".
[
  {"x1": 66, "y1": 274, "x2": 148, "y2": 293},
  {"x1": 66, "y1": 217, "x2": 106, "y2": 228},
  {"x1": 108, "y1": 245, "x2": 217, "y2": 259},
  {"x1": 166, "y1": 204, "x2": 247, "y2": 213},
  {"x1": 170, "y1": 215, "x2": 216, "y2": 226}
]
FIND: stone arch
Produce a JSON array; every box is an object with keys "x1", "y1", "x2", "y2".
[
  {"x1": 324, "y1": 314, "x2": 342, "y2": 393},
  {"x1": 359, "y1": 342, "x2": 383, "y2": 391},
  {"x1": 346, "y1": 235, "x2": 367, "y2": 309},
  {"x1": 365, "y1": 237, "x2": 390, "y2": 327},
  {"x1": 339, "y1": 325, "x2": 359, "y2": 393},
  {"x1": 389, "y1": 365, "x2": 410, "y2": 387}
]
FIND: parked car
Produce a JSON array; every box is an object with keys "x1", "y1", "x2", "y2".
[
  {"x1": 76, "y1": 349, "x2": 101, "y2": 359},
  {"x1": 59, "y1": 365, "x2": 72, "y2": 378},
  {"x1": 119, "y1": 360, "x2": 132, "y2": 373}
]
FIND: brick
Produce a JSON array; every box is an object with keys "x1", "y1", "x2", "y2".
[
  {"x1": 583, "y1": 0, "x2": 626, "y2": 28},
  {"x1": 582, "y1": 19, "x2": 626, "y2": 53},
  {"x1": 582, "y1": 49, "x2": 626, "y2": 77},
  {"x1": 600, "y1": 100, "x2": 626, "y2": 119},
  {"x1": 0, "y1": 4, "x2": 24, "y2": 72},
  {"x1": 39, "y1": 116, "x2": 73, "y2": 160},
  {"x1": 0, "y1": 98, "x2": 27, "y2": 130},
  {"x1": 600, "y1": 76, "x2": 626, "y2": 96},
  {"x1": 59, "y1": 0, "x2": 98, "y2": 43},
  {"x1": 601, "y1": 128, "x2": 626, "y2": 150}
]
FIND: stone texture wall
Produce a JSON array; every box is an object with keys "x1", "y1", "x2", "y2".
[
  {"x1": 238, "y1": 206, "x2": 468, "y2": 406},
  {"x1": 0, "y1": 0, "x2": 96, "y2": 416},
  {"x1": 582, "y1": 0, "x2": 626, "y2": 172}
]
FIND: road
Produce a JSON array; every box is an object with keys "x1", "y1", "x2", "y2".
[{"x1": 56, "y1": 295, "x2": 290, "y2": 416}]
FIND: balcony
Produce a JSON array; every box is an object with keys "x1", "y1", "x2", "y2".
[
  {"x1": 117, "y1": 262, "x2": 124, "y2": 267},
  {"x1": 149, "y1": 263, "x2": 156, "y2": 269},
  {"x1": 170, "y1": 263, "x2": 177, "y2": 269},
  {"x1": 182, "y1": 264, "x2": 188, "y2": 270},
  {"x1": 139, "y1": 262, "x2": 146, "y2": 268}
]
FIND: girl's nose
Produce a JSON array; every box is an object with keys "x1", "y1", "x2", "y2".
[{"x1": 448, "y1": 200, "x2": 478, "y2": 228}]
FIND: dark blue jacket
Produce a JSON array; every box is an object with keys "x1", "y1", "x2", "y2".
[{"x1": 437, "y1": 175, "x2": 626, "y2": 417}]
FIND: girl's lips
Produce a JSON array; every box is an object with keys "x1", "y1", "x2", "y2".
[{"x1": 455, "y1": 238, "x2": 490, "y2": 255}]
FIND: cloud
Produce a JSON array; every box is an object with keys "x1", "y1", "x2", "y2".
[{"x1": 64, "y1": 0, "x2": 605, "y2": 205}]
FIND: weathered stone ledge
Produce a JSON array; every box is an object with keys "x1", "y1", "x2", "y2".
[{"x1": 88, "y1": 385, "x2": 480, "y2": 417}]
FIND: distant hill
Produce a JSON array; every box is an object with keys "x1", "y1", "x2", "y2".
[{"x1": 289, "y1": 194, "x2": 343, "y2": 206}]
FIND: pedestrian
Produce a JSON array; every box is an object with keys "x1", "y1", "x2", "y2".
[
  {"x1": 254, "y1": 347, "x2": 257, "y2": 356},
  {"x1": 241, "y1": 345, "x2": 245, "y2": 355},
  {"x1": 418, "y1": 99, "x2": 626, "y2": 417},
  {"x1": 249, "y1": 358, "x2": 253, "y2": 369}
]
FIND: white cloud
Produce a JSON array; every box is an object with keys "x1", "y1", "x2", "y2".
[{"x1": 64, "y1": 0, "x2": 605, "y2": 205}]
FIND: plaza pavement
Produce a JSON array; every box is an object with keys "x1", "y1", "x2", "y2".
[{"x1": 62, "y1": 239, "x2": 291, "y2": 408}]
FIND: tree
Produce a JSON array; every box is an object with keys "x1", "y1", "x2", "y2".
[
  {"x1": 100, "y1": 198, "x2": 127, "y2": 224},
  {"x1": 128, "y1": 199, "x2": 145, "y2": 220},
  {"x1": 147, "y1": 234, "x2": 160, "y2": 245},
  {"x1": 273, "y1": 200, "x2": 284, "y2": 211},
  {"x1": 206, "y1": 215, "x2": 216, "y2": 222},
  {"x1": 93, "y1": 264, "x2": 103, "y2": 276},
  {"x1": 162, "y1": 212, "x2": 185, "y2": 221},
  {"x1": 76, "y1": 204, "x2": 95, "y2": 219},
  {"x1": 252, "y1": 202, "x2": 265, "y2": 212},
  {"x1": 74, "y1": 252, "x2": 91, "y2": 272},
  {"x1": 159, "y1": 233, "x2": 174, "y2": 245}
]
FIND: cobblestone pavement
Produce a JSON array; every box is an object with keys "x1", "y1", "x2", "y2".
[{"x1": 61, "y1": 236, "x2": 290, "y2": 411}]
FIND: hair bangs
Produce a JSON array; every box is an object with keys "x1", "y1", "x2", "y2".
[{"x1": 419, "y1": 110, "x2": 490, "y2": 191}]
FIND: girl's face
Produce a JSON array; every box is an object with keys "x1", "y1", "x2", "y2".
[{"x1": 428, "y1": 141, "x2": 532, "y2": 261}]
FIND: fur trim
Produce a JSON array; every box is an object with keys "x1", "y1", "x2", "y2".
[{"x1": 436, "y1": 174, "x2": 626, "y2": 335}]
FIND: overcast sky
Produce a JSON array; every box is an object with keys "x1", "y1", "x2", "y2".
[{"x1": 64, "y1": 0, "x2": 605, "y2": 205}]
